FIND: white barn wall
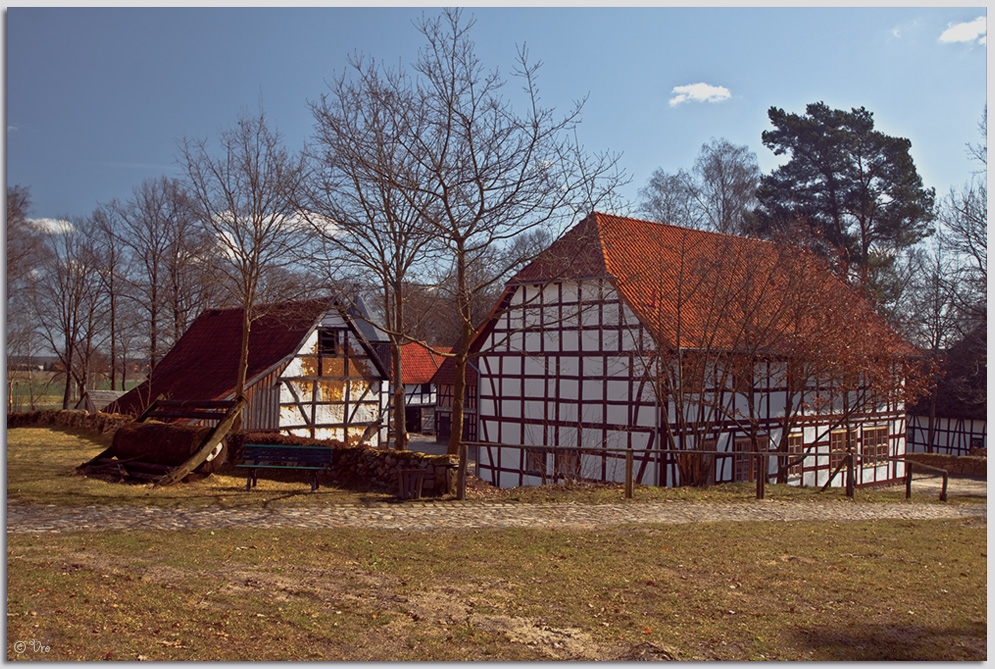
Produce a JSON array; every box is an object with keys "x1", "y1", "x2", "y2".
[{"x1": 477, "y1": 278, "x2": 908, "y2": 490}]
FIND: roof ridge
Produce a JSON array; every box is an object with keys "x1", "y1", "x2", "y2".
[{"x1": 590, "y1": 211, "x2": 777, "y2": 248}]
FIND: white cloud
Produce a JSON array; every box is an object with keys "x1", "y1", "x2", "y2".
[
  {"x1": 939, "y1": 16, "x2": 987, "y2": 45},
  {"x1": 27, "y1": 218, "x2": 74, "y2": 234},
  {"x1": 7, "y1": 124, "x2": 17, "y2": 133},
  {"x1": 669, "y1": 83, "x2": 732, "y2": 108}
]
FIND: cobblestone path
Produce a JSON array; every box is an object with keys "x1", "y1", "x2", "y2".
[{"x1": 7, "y1": 500, "x2": 985, "y2": 534}]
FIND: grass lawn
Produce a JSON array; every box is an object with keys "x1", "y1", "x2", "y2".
[
  {"x1": 6, "y1": 426, "x2": 987, "y2": 660},
  {"x1": 7, "y1": 520, "x2": 986, "y2": 661}
]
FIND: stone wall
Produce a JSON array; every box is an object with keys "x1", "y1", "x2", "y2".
[
  {"x1": 905, "y1": 452, "x2": 987, "y2": 479},
  {"x1": 231, "y1": 432, "x2": 457, "y2": 496}
]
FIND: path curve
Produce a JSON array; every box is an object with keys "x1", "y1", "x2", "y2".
[{"x1": 6, "y1": 500, "x2": 985, "y2": 534}]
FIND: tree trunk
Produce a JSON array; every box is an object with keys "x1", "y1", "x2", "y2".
[{"x1": 391, "y1": 338, "x2": 408, "y2": 451}]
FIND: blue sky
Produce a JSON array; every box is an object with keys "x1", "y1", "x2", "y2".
[{"x1": 5, "y1": 6, "x2": 988, "y2": 223}]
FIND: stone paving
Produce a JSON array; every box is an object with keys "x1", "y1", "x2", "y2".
[{"x1": 6, "y1": 497, "x2": 985, "y2": 534}]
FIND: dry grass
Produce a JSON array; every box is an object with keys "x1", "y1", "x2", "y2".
[
  {"x1": 7, "y1": 426, "x2": 980, "y2": 509},
  {"x1": 6, "y1": 426, "x2": 985, "y2": 660},
  {"x1": 6, "y1": 519, "x2": 986, "y2": 661}
]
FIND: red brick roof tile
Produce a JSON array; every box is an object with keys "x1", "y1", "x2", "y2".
[
  {"x1": 512, "y1": 212, "x2": 912, "y2": 356},
  {"x1": 397, "y1": 342, "x2": 449, "y2": 385}
]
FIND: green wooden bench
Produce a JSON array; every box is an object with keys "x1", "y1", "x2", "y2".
[{"x1": 237, "y1": 444, "x2": 335, "y2": 492}]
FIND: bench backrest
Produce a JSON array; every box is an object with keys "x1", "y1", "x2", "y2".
[{"x1": 241, "y1": 444, "x2": 335, "y2": 466}]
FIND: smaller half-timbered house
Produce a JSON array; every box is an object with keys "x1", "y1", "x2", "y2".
[
  {"x1": 907, "y1": 325, "x2": 987, "y2": 455},
  {"x1": 390, "y1": 342, "x2": 448, "y2": 435},
  {"x1": 431, "y1": 355, "x2": 479, "y2": 443},
  {"x1": 109, "y1": 298, "x2": 390, "y2": 445}
]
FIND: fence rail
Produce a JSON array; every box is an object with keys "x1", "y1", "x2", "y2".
[{"x1": 459, "y1": 441, "x2": 950, "y2": 502}]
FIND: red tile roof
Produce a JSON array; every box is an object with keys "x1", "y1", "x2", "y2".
[
  {"x1": 108, "y1": 300, "x2": 333, "y2": 416},
  {"x1": 397, "y1": 342, "x2": 449, "y2": 385},
  {"x1": 512, "y1": 212, "x2": 912, "y2": 356}
]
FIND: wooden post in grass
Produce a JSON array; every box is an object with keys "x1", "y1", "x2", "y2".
[
  {"x1": 756, "y1": 454, "x2": 765, "y2": 500},
  {"x1": 624, "y1": 449, "x2": 633, "y2": 499},
  {"x1": 905, "y1": 465, "x2": 913, "y2": 499},
  {"x1": 456, "y1": 442, "x2": 467, "y2": 501},
  {"x1": 845, "y1": 451, "x2": 855, "y2": 499}
]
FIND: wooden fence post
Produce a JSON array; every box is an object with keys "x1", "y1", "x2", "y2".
[
  {"x1": 845, "y1": 451, "x2": 855, "y2": 499},
  {"x1": 624, "y1": 449, "x2": 633, "y2": 499},
  {"x1": 755, "y1": 454, "x2": 764, "y2": 500},
  {"x1": 456, "y1": 442, "x2": 468, "y2": 501}
]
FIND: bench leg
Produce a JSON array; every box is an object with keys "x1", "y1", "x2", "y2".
[
  {"x1": 246, "y1": 470, "x2": 252, "y2": 492},
  {"x1": 311, "y1": 471, "x2": 319, "y2": 493}
]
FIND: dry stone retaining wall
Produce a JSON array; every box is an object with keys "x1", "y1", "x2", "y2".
[{"x1": 905, "y1": 452, "x2": 986, "y2": 478}]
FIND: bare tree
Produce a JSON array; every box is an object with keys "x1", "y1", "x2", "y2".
[
  {"x1": 624, "y1": 227, "x2": 922, "y2": 486},
  {"x1": 6, "y1": 185, "x2": 48, "y2": 409},
  {"x1": 398, "y1": 9, "x2": 625, "y2": 455},
  {"x1": 305, "y1": 57, "x2": 439, "y2": 450},
  {"x1": 178, "y1": 109, "x2": 309, "y2": 401},
  {"x1": 113, "y1": 176, "x2": 219, "y2": 373},
  {"x1": 305, "y1": 10, "x2": 625, "y2": 459},
  {"x1": 32, "y1": 217, "x2": 107, "y2": 408},
  {"x1": 639, "y1": 139, "x2": 759, "y2": 234}
]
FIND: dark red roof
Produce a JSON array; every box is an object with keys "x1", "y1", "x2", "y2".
[
  {"x1": 429, "y1": 354, "x2": 478, "y2": 387},
  {"x1": 397, "y1": 342, "x2": 449, "y2": 385},
  {"x1": 109, "y1": 300, "x2": 332, "y2": 416}
]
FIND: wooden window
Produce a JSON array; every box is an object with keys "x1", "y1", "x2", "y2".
[
  {"x1": 318, "y1": 329, "x2": 340, "y2": 356},
  {"x1": 556, "y1": 450, "x2": 580, "y2": 480},
  {"x1": 733, "y1": 438, "x2": 754, "y2": 483},
  {"x1": 787, "y1": 433, "x2": 804, "y2": 476},
  {"x1": 525, "y1": 448, "x2": 546, "y2": 477},
  {"x1": 829, "y1": 429, "x2": 855, "y2": 470},
  {"x1": 861, "y1": 426, "x2": 889, "y2": 465}
]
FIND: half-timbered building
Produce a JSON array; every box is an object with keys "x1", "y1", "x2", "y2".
[
  {"x1": 390, "y1": 342, "x2": 448, "y2": 435},
  {"x1": 472, "y1": 212, "x2": 913, "y2": 489},
  {"x1": 431, "y1": 354, "x2": 479, "y2": 443},
  {"x1": 907, "y1": 325, "x2": 987, "y2": 455},
  {"x1": 109, "y1": 298, "x2": 390, "y2": 445}
]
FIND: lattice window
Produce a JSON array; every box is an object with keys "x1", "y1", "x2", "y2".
[
  {"x1": 788, "y1": 433, "x2": 804, "y2": 476},
  {"x1": 830, "y1": 429, "x2": 856, "y2": 470},
  {"x1": 525, "y1": 448, "x2": 546, "y2": 476},
  {"x1": 733, "y1": 438, "x2": 754, "y2": 483},
  {"x1": 556, "y1": 451, "x2": 580, "y2": 480},
  {"x1": 861, "y1": 426, "x2": 889, "y2": 465},
  {"x1": 318, "y1": 329, "x2": 340, "y2": 357}
]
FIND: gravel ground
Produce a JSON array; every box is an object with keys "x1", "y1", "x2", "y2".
[{"x1": 6, "y1": 496, "x2": 985, "y2": 534}]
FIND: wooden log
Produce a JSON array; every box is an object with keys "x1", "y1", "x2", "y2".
[
  {"x1": 142, "y1": 409, "x2": 230, "y2": 422},
  {"x1": 155, "y1": 399, "x2": 235, "y2": 409},
  {"x1": 154, "y1": 397, "x2": 246, "y2": 487}
]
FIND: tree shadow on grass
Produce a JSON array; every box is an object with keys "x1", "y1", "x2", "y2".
[{"x1": 791, "y1": 621, "x2": 986, "y2": 660}]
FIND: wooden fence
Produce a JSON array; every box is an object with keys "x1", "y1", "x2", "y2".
[{"x1": 457, "y1": 441, "x2": 950, "y2": 502}]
